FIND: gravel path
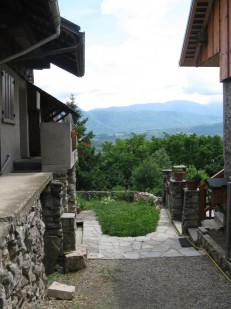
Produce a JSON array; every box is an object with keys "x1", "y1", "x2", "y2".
[{"x1": 41, "y1": 256, "x2": 231, "y2": 309}]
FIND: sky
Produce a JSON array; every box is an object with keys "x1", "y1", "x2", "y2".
[{"x1": 34, "y1": 0, "x2": 223, "y2": 111}]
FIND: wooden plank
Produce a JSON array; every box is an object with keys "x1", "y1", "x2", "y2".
[
  {"x1": 213, "y1": 0, "x2": 220, "y2": 54},
  {"x1": 220, "y1": 0, "x2": 229, "y2": 81},
  {"x1": 207, "y1": 10, "x2": 214, "y2": 59}
]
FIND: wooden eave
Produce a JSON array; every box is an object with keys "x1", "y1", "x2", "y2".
[
  {"x1": 0, "y1": 0, "x2": 85, "y2": 77},
  {"x1": 179, "y1": 0, "x2": 214, "y2": 67}
]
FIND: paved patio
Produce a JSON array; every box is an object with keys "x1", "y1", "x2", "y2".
[{"x1": 77, "y1": 209, "x2": 203, "y2": 259}]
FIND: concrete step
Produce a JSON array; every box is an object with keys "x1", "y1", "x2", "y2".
[
  {"x1": 201, "y1": 219, "x2": 223, "y2": 230},
  {"x1": 188, "y1": 228, "x2": 198, "y2": 245}
]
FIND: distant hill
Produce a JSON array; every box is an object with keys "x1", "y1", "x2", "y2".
[{"x1": 82, "y1": 100, "x2": 223, "y2": 135}]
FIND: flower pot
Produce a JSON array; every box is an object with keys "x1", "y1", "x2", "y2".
[
  {"x1": 186, "y1": 180, "x2": 198, "y2": 190},
  {"x1": 174, "y1": 171, "x2": 185, "y2": 181}
]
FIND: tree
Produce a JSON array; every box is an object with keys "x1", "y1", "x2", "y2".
[
  {"x1": 66, "y1": 94, "x2": 96, "y2": 190},
  {"x1": 132, "y1": 159, "x2": 162, "y2": 193}
]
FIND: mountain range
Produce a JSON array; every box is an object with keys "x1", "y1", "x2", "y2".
[{"x1": 81, "y1": 100, "x2": 223, "y2": 137}]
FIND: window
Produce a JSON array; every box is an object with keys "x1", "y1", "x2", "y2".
[{"x1": 2, "y1": 71, "x2": 15, "y2": 123}]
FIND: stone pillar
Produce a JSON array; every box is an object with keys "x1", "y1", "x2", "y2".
[
  {"x1": 169, "y1": 179, "x2": 186, "y2": 220},
  {"x1": 182, "y1": 188, "x2": 200, "y2": 235},
  {"x1": 67, "y1": 167, "x2": 77, "y2": 213},
  {"x1": 41, "y1": 180, "x2": 64, "y2": 275},
  {"x1": 223, "y1": 79, "x2": 231, "y2": 178},
  {"x1": 162, "y1": 169, "x2": 172, "y2": 207},
  {"x1": 53, "y1": 172, "x2": 68, "y2": 212},
  {"x1": 61, "y1": 213, "x2": 76, "y2": 252}
]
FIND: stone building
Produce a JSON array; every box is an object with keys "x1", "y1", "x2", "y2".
[
  {"x1": 0, "y1": 1, "x2": 85, "y2": 307},
  {"x1": 179, "y1": 0, "x2": 231, "y2": 260}
]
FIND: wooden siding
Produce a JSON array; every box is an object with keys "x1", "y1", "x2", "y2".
[{"x1": 196, "y1": 0, "x2": 231, "y2": 81}]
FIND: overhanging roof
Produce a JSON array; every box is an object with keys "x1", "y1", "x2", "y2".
[
  {"x1": 18, "y1": 17, "x2": 85, "y2": 77},
  {"x1": 0, "y1": 0, "x2": 85, "y2": 77},
  {"x1": 179, "y1": 0, "x2": 213, "y2": 67}
]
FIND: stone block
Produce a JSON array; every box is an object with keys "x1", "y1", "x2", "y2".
[
  {"x1": 64, "y1": 246, "x2": 87, "y2": 273},
  {"x1": 61, "y1": 213, "x2": 76, "y2": 228},
  {"x1": 47, "y1": 281, "x2": 75, "y2": 300}
]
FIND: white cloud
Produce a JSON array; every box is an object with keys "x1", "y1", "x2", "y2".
[{"x1": 34, "y1": 0, "x2": 223, "y2": 111}]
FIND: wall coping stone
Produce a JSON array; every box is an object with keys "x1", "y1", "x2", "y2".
[
  {"x1": 61, "y1": 213, "x2": 75, "y2": 219},
  {"x1": 0, "y1": 172, "x2": 52, "y2": 224}
]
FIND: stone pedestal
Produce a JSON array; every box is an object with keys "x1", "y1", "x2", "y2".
[
  {"x1": 169, "y1": 179, "x2": 186, "y2": 220},
  {"x1": 61, "y1": 213, "x2": 76, "y2": 252},
  {"x1": 182, "y1": 188, "x2": 200, "y2": 234}
]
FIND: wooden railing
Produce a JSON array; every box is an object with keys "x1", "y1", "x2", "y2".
[{"x1": 199, "y1": 169, "x2": 225, "y2": 221}]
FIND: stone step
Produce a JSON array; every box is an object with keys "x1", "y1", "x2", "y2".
[
  {"x1": 64, "y1": 245, "x2": 87, "y2": 273},
  {"x1": 47, "y1": 281, "x2": 75, "y2": 300},
  {"x1": 201, "y1": 219, "x2": 223, "y2": 230},
  {"x1": 214, "y1": 211, "x2": 224, "y2": 226},
  {"x1": 188, "y1": 228, "x2": 198, "y2": 245}
]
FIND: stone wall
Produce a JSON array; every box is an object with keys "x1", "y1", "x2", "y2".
[
  {"x1": 182, "y1": 188, "x2": 200, "y2": 234},
  {"x1": 53, "y1": 166, "x2": 77, "y2": 213},
  {"x1": 0, "y1": 199, "x2": 46, "y2": 309},
  {"x1": 41, "y1": 180, "x2": 64, "y2": 275},
  {"x1": 168, "y1": 180, "x2": 186, "y2": 221}
]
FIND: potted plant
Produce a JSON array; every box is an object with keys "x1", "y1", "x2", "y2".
[
  {"x1": 173, "y1": 165, "x2": 186, "y2": 181},
  {"x1": 186, "y1": 165, "x2": 208, "y2": 190}
]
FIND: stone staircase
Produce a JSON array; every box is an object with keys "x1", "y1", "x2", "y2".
[{"x1": 188, "y1": 211, "x2": 224, "y2": 245}]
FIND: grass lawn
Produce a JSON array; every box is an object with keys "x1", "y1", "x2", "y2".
[{"x1": 80, "y1": 197, "x2": 160, "y2": 237}]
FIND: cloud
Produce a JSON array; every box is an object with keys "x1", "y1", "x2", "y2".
[{"x1": 34, "y1": 0, "x2": 223, "y2": 111}]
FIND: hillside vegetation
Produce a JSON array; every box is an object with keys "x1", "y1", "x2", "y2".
[{"x1": 82, "y1": 100, "x2": 223, "y2": 136}]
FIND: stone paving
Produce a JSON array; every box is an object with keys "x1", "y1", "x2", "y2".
[{"x1": 78, "y1": 209, "x2": 203, "y2": 259}]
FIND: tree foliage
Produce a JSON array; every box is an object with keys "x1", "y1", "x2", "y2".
[{"x1": 64, "y1": 100, "x2": 224, "y2": 194}]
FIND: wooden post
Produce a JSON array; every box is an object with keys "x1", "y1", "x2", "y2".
[{"x1": 225, "y1": 182, "x2": 231, "y2": 260}]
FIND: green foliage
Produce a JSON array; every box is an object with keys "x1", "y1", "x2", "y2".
[
  {"x1": 186, "y1": 165, "x2": 208, "y2": 183},
  {"x1": 83, "y1": 198, "x2": 160, "y2": 237},
  {"x1": 132, "y1": 160, "x2": 162, "y2": 192},
  {"x1": 70, "y1": 106, "x2": 223, "y2": 193}
]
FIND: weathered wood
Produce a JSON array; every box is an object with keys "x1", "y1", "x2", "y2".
[
  {"x1": 207, "y1": 10, "x2": 214, "y2": 59},
  {"x1": 213, "y1": 0, "x2": 220, "y2": 54}
]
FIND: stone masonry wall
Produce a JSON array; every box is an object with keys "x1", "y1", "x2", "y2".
[
  {"x1": 41, "y1": 180, "x2": 64, "y2": 275},
  {"x1": 67, "y1": 167, "x2": 77, "y2": 213},
  {"x1": 223, "y1": 80, "x2": 231, "y2": 178},
  {"x1": 0, "y1": 199, "x2": 46, "y2": 309},
  {"x1": 182, "y1": 188, "x2": 200, "y2": 234},
  {"x1": 169, "y1": 180, "x2": 186, "y2": 221}
]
